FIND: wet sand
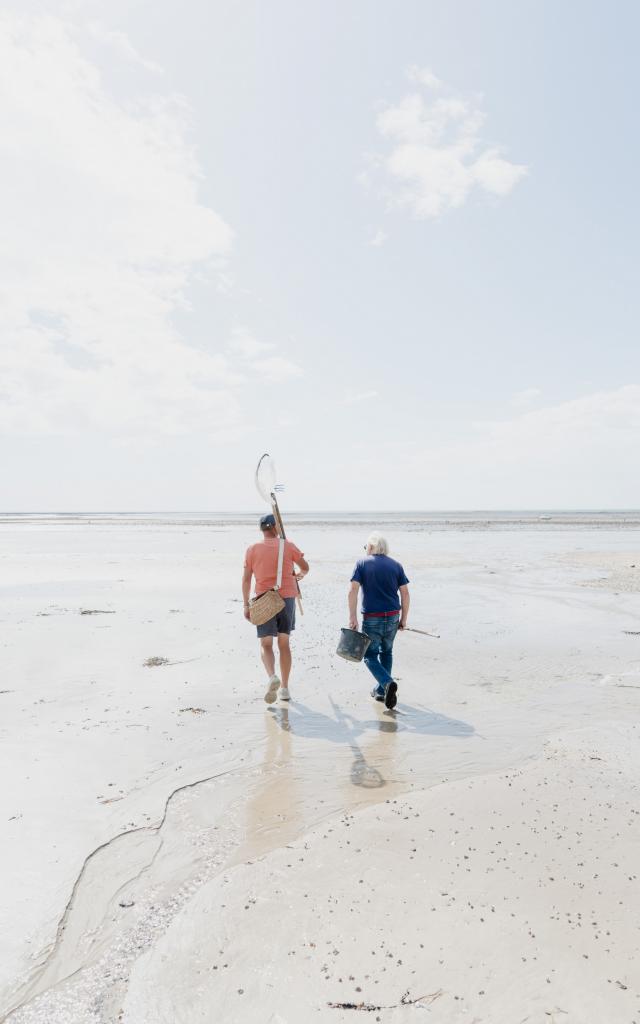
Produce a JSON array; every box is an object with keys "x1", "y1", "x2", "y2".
[{"x1": 1, "y1": 517, "x2": 640, "y2": 1021}]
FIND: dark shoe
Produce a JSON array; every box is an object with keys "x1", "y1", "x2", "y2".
[
  {"x1": 371, "y1": 686, "x2": 385, "y2": 702},
  {"x1": 384, "y1": 681, "x2": 398, "y2": 709}
]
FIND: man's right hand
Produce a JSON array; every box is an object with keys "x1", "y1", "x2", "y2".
[
  {"x1": 349, "y1": 617, "x2": 358, "y2": 631},
  {"x1": 244, "y1": 605, "x2": 251, "y2": 621}
]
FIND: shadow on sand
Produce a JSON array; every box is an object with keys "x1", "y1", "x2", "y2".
[
  {"x1": 267, "y1": 696, "x2": 474, "y2": 790},
  {"x1": 268, "y1": 698, "x2": 474, "y2": 743}
]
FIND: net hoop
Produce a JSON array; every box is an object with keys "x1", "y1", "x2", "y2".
[{"x1": 255, "y1": 453, "x2": 277, "y2": 505}]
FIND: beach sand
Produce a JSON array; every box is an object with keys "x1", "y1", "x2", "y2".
[{"x1": 1, "y1": 516, "x2": 640, "y2": 1022}]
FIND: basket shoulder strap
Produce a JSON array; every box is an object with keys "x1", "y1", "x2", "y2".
[{"x1": 275, "y1": 538, "x2": 285, "y2": 590}]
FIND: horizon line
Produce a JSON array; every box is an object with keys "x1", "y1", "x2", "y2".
[{"x1": 2, "y1": 508, "x2": 640, "y2": 516}]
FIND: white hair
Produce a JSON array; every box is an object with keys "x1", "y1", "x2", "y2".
[{"x1": 366, "y1": 532, "x2": 389, "y2": 555}]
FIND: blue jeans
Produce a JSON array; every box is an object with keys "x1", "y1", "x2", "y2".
[{"x1": 362, "y1": 614, "x2": 399, "y2": 691}]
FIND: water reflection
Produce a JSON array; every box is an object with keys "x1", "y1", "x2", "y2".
[
  {"x1": 242, "y1": 703, "x2": 300, "y2": 857},
  {"x1": 330, "y1": 697, "x2": 396, "y2": 789},
  {"x1": 242, "y1": 697, "x2": 474, "y2": 859}
]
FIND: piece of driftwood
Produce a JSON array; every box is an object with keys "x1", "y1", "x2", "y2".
[{"x1": 328, "y1": 989, "x2": 444, "y2": 1011}]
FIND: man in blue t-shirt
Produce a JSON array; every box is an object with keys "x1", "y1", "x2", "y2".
[{"x1": 348, "y1": 532, "x2": 410, "y2": 709}]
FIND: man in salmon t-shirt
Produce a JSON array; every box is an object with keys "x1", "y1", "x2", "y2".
[{"x1": 242, "y1": 513, "x2": 309, "y2": 704}]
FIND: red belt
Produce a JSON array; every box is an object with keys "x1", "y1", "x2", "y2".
[{"x1": 362, "y1": 610, "x2": 400, "y2": 618}]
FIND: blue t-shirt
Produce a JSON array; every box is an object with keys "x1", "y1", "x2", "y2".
[{"x1": 350, "y1": 554, "x2": 410, "y2": 614}]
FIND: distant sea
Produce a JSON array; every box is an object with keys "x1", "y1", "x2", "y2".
[{"x1": 2, "y1": 511, "x2": 640, "y2": 532}]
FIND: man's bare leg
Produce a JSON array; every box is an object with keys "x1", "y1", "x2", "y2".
[
  {"x1": 261, "y1": 637, "x2": 280, "y2": 703},
  {"x1": 277, "y1": 634, "x2": 292, "y2": 687},
  {"x1": 260, "y1": 637, "x2": 276, "y2": 677}
]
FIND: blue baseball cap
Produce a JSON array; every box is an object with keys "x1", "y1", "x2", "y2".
[{"x1": 259, "y1": 513, "x2": 276, "y2": 529}]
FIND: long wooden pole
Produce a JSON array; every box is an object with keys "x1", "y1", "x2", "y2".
[{"x1": 271, "y1": 491, "x2": 303, "y2": 615}]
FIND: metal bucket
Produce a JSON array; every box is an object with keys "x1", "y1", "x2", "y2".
[{"x1": 336, "y1": 627, "x2": 371, "y2": 663}]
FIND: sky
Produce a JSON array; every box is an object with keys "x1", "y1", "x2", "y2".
[{"x1": 1, "y1": 0, "x2": 639, "y2": 511}]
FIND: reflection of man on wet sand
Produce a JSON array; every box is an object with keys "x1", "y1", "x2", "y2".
[{"x1": 348, "y1": 532, "x2": 410, "y2": 710}]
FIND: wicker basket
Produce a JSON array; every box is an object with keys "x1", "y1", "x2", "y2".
[{"x1": 249, "y1": 589, "x2": 285, "y2": 625}]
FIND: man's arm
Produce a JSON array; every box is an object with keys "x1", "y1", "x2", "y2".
[
  {"x1": 295, "y1": 555, "x2": 309, "y2": 580},
  {"x1": 242, "y1": 566, "x2": 252, "y2": 621},
  {"x1": 399, "y1": 584, "x2": 410, "y2": 629},
  {"x1": 348, "y1": 581, "x2": 360, "y2": 630}
]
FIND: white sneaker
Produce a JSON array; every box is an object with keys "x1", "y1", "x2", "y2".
[
  {"x1": 264, "y1": 675, "x2": 280, "y2": 703},
  {"x1": 279, "y1": 686, "x2": 290, "y2": 701}
]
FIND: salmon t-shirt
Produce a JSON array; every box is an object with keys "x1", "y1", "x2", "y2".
[{"x1": 244, "y1": 537, "x2": 304, "y2": 599}]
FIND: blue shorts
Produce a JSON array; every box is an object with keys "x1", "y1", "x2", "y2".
[{"x1": 256, "y1": 596, "x2": 296, "y2": 637}]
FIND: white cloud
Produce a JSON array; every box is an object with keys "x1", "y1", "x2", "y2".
[
  {"x1": 86, "y1": 21, "x2": 164, "y2": 73},
  {"x1": 482, "y1": 385, "x2": 640, "y2": 450},
  {"x1": 509, "y1": 387, "x2": 542, "y2": 409},
  {"x1": 0, "y1": 12, "x2": 238, "y2": 438},
  {"x1": 227, "y1": 326, "x2": 274, "y2": 359},
  {"x1": 369, "y1": 68, "x2": 527, "y2": 220},
  {"x1": 407, "y1": 66, "x2": 442, "y2": 90},
  {"x1": 227, "y1": 327, "x2": 303, "y2": 383},
  {"x1": 369, "y1": 230, "x2": 387, "y2": 247},
  {"x1": 252, "y1": 356, "x2": 304, "y2": 383},
  {"x1": 393, "y1": 385, "x2": 640, "y2": 507},
  {"x1": 344, "y1": 390, "x2": 379, "y2": 405}
]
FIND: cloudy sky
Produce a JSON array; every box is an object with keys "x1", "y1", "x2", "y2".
[{"x1": 1, "y1": 0, "x2": 638, "y2": 511}]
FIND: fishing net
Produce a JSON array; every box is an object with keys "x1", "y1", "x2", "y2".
[
  {"x1": 255, "y1": 453, "x2": 278, "y2": 504},
  {"x1": 254, "y1": 451, "x2": 301, "y2": 610}
]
